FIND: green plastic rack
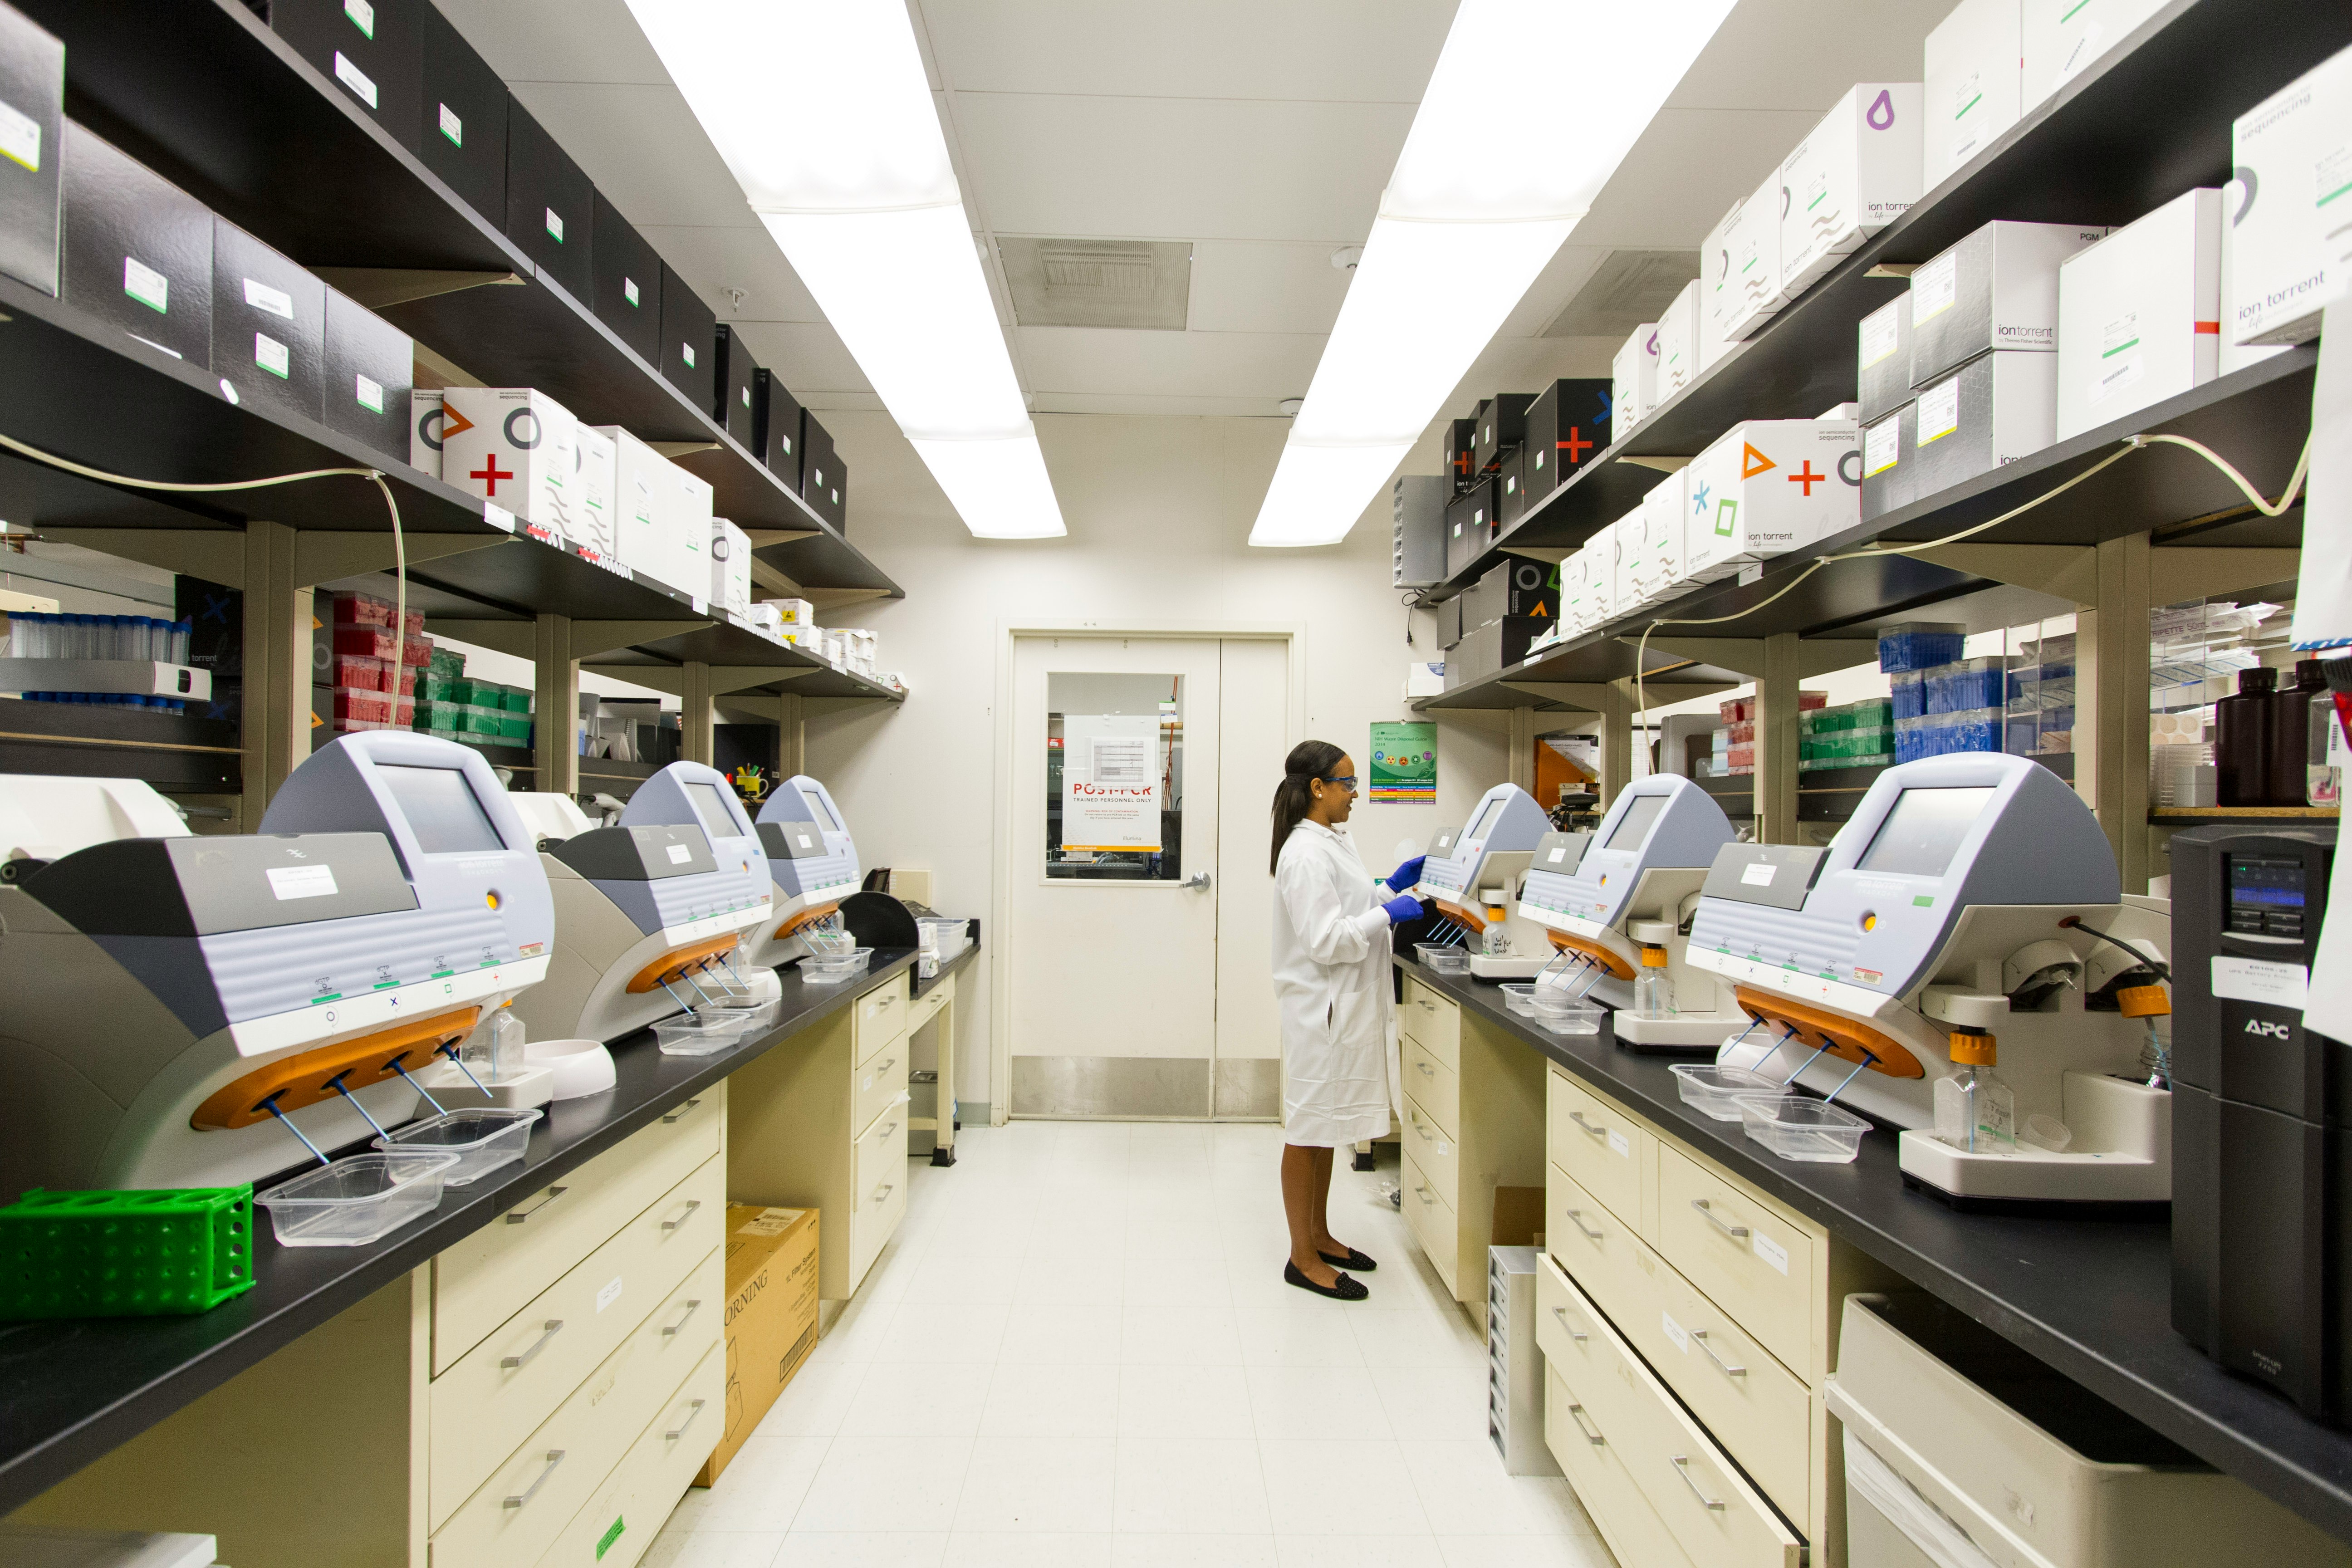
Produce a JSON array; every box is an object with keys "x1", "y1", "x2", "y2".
[{"x1": 0, "y1": 1185, "x2": 258, "y2": 1318}]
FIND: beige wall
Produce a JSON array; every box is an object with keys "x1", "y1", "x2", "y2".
[{"x1": 799, "y1": 411, "x2": 1509, "y2": 1113}]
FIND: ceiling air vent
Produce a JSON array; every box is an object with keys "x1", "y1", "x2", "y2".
[
  {"x1": 1543, "y1": 249, "x2": 1701, "y2": 338},
  {"x1": 999, "y1": 236, "x2": 1191, "y2": 330}
]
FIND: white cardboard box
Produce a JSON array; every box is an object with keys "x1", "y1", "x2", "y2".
[
  {"x1": 669, "y1": 468, "x2": 714, "y2": 603},
  {"x1": 598, "y1": 425, "x2": 675, "y2": 588},
  {"x1": 1908, "y1": 219, "x2": 2105, "y2": 385},
  {"x1": 443, "y1": 388, "x2": 579, "y2": 537},
  {"x1": 1681, "y1": 419, "x2": 1862, "y2": 582},
  {"x1": 1925, "y1": 0, "x2": 2023, "y2": 191},
  {"x1": 1613, "y1": 324, "x2": 1660, "y2": 439},
  {"x1": 764, "y1": 597, "x2": 817, "y2": 628},
  {"x1": 2220, "y1": 177, "x2": 2289, "y2": 377},
  {"x1": 1632, "y1": 469, "x2": 1689, "y2": 599},
  {"x1": 1780, "y1": 83, "x2": 1924, "y2": 296},
  {"x1": 411, "y1": 388, "x2": 444, "y2": 479},
  {"x1": 2023, "y1": 0, "x2": 2168, "y2": 114},
  {"x1": 1560, "y1": 544, "x2": 1611, "y2": 633},
  {"x1": 571, "y1": 423, "x2": 617, "y2": 557},
  {"x1": 1913, "y1": 350, "x2": 2057, "y2": 495},
  {"x1": 2055, "y1": 187, "x2": 2220, "y2": 441},
  {"x1": 2230, "y1": 44, "x2": 2352, "y2": 346},
  {"x1": 1655, "y1": 281, "x2": 1704, "y2": 402},
  {"x1": 711, "y1": 518, "x2": 753, "y2": 617},
  {"x1": 1606, "y1": 508, "x2": 1648, "y2": 614},
  {"x1": 1713, "y1": 171, "x2": 1790, "y2": 343}
]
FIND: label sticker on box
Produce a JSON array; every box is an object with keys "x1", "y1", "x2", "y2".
[
  {"x1": 1918, "y1": 378, "x2": 1961, "y2": 445},
  {"x1": 1751, "y1": 1231, "x2": 1790, "y2": 1275},
  {"x1": 738, "y1": 1206, "x2": 805, "y2": 1237},
  {"x1": 1864, "y1": 418, "x2": 1901, "y2": 476},
  {"x1": 482, "y1": 501, "x2": 515, "y2": 533},
  {"x1": 2212, "y1": 956, "x2": 2308, "y2": 1009},
  {"x1": 255, "y1": 333, "x2": 290, "y2": 379},
  {"x1": 0, "y1": 98, "x2": 41, "y2": 173},
  {"x1": 1741, "y1": 861, "x2": 1777, "y2": 887},
  {"x1": 666, "y1": 842, "x2": 693, "y2": 865},
  {"x1": 545, "y1": 207, "x2": 564, "y2": 243},
  {"x1": 1547, "y1": 847, "x2": 1567, "y2": 863},
  {"x1": 1859, "y1": 306, "x2": 1900, "y2": 368},
  {"x1": 244, "y1": 278, "x2": 295, "y2": 320},
  {"x1": 1660, "y1": 1311, "x2": 1690, "y2": 1352},
  {"x1": 344, "y1": 0, "x2": 375, "y2": 38},
  {"x1": 596, "y1": 1275, "x2": 623, "y2": 1313},
  {"x1": 356, "y1": 373, "x2": 385, "y2": 412},
  {"x1": 438, "y1": 103, "x2": 463, "y2": 147},
  {"x1": 267, "y1": 863, "x2": 339, "y2": 901},
  {"x1": 333, "y1": 51, "x2": 378, "y2": 109},
  {"x1": 741, "y1": 386, "x2": 752, "y2": 408},
  {"x1": 123, "y1": 256, "x2": 169, "y2": 314},
  {"x1": 682, "y1": 342, "x2": 697, "y2": 368},
  {"x1": 623, "y1": 277, "x2": 640, "y2": 307},
  {"x1": 1912, "y1": 251, "x2": 1957, "y2": 321}
]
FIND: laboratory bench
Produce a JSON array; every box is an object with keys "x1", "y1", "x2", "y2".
[
  {"x1": 1393, "y1": 950, "x2": 2352, "y2": 1552},
  {"x1": 0, "y1": 940, "x2": 978, "y2": 1530}
]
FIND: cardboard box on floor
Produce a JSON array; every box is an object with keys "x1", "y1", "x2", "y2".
[{"x1": 695, "y1": 1204, "x2": 820, "y2": 1487}]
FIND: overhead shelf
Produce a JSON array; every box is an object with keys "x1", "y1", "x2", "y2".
[
  {"x1": 1425, "y1": 0, "x2": 2348, "y2": 599},
  {"x1": 20, "y1": 0, "x2": 899, "y2": 600}
]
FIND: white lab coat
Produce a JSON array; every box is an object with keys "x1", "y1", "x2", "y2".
[{"x1": 1271, "y1": 819, "x2": 1400, "y2": 1147}]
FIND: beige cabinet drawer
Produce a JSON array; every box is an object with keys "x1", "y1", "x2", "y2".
[
  {"x1": 1400, "y1": 1093, "x2": 1459, "y2": 1205},
  {"x1": 1402, "y1": 1034, "x2": 1459, "y2": 1139},
  {"x1": 854, "y1": 1035, "x2": 911, "y2": 1140},
  {"x1": 1399, "y1": 1147, "x2": 1459, "y2": 1296},
  {"x1": 906, "y1": 974, "x2": 951, "y2": 1033},
  {"x1": 848, "y1": 1162, "x2": 909, "y2": 1290},
  {"x1": 855, "y1": 1093, "x2": 911, "y2": 1204},
  {"x1": 1547, "y1": 1068, "x2": 1647, "y2": 1233},
  {"x1": 430, "y1": 1245, "x2": 724, "y2": 1568},
  {"x1": 1400, "y1": 979, "x2": 1458, "y2": 1069},
  {"x1": 430, "y1": 1156, "x2": 725, "y2": 1525},
  {"x1": 1656, "y1": 1145, "x2": 1817, "y2": 1381},
  {"x1": 853, "y1": 975, "x2": 910, "y2": 1065},
  {"x1": 1546, "y1": 1163, "x2": 1644, "y2": 1314},
  {"x1": 433, "y1": 1092, "x2": 723, "y2": 1374},
  {"x1": 1545, "y1": 1363, "x2": 1695, "y2": 1568},
  {"x1": 532, "y1": 1343, "x2": 724, "y2": 1568}
]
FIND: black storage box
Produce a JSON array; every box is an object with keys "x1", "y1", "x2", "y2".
[
  {"x1": 212, "y1": 216, "x2": 325, "y2": 424},
  {"x1": 801, "y1": 410, "x2": 843, "y2": 529},
  {"x1": 755, "y1": 368, "x2": 803, "y2": 489},
  {"x1": 1443, "y1": 478, "x2": 1498, "y2": 581},
  {"x1": 1464, "y1": 558, "x2": 1558, "y2": 627},
  {"x1": 1445, "y1": 615, "x2": 1546, "y2": 687},
  {"x1": 714, "y1": 323, "x2": 759, "y2": 445},
  {"x1": 62, "y1": 122, "x2": 211, "y2": 366},
  {"x1": 323, "y1": 285, "x2": 413, "y2": 462},
  {"x1": 657, "y1": 260, "x2": 715, "y2": 410},
  {"x1": 1446, "y1": 417, "x2": 1476, "y2": 493},
  {"x1": 1438, "y1": 595, "x2": 1463, "y2": 651},
  {"x1": 504, "y1": 98, "x2": 593, "y2": 303},
  {"x1": 1470, "y1": 392, "x2": 1534, "y2": 475},
  {"x1": 591, "y1": 191, "x2": 661, "y2": 364},
  {"x1": 417, "y1": 1, "x2": 506, "y2": 225},
  {"x1": 272, "y1": 0, "x2": 422, "y2": 152},
  {"x1": 1523, "y1": 378, "x2": 1612, "y2": 495},
  {"x1": 0, "y1": 3, "x2": 62, "y2": 296},
  {"x1": 1498, "y1": 449, "x2": 1527, "y2": 526},
  {"x1": 177, "y1": 575, "x2": 241, "y2": 677}
]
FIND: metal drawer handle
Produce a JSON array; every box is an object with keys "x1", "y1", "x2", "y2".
[
  {"x1": 506, "y1": 1186, "x2": 568, "y2": 1224},
  {"x1": 1414, "y1": 1184, "x2": 1436, "y2": 1206},
  {"x1": 1550, "y1": 1305, "x2": 1588, "y2": 1344},
  {"x1": 501, "y1": 1318, "x2": 564, "y2": 1369},
  {"x1": 504, "y1": 1450, "x2": 565, "y2": 1509},
  {"x1": 1412, "y1": 1117, "x2": 1433, "y2": 1142},
  {"x1": 1672, "y1": 1455, "x2": 1727, "y2": 1512},
  {"x1": 1418, "y1": 1000, "x2": 1435, "y2": 1011},
  {"x1": 1565, "y1": 1208, "x2": 1604, "y2": 1241},
  {"x1": 661, "y1": 1199, "x2": 703, "y2": 1232},
  {"x1": 662, "y1": 1299, "x2": 703, "y2": 1338},
  {"x1": 660, "y1": 1096, "x2": 704, "y2": 1125},
  {"x1": 1691, "y1": 1198, "x2": 1749, "y2": 1241},
  {"x1": 666, "y1": 1398, "x2": 707, "y2": 1442},
  {"x1": 1416, "y1": 1062, "x2": 1436, "y2": 1077},
  {"x1": 1693, "y1": 1329, "x2": 1746, "y2": 1378},
  {"x1": 872, "y1": 1183, "x2": 896, "y2": 1205},
  {"x1": 1568, "y1": 1111, "x2": 1607, "y2": 1139},
  {"x1": 1566, "y1": 1403, "x2": 1605, "y2": 1446},
  {"x1": 880, "y1": 1057, "x2": 897, "y2": 1073},
  {"x1": 880, "y1": 1120, "x2": 900, "y2": 1141}
]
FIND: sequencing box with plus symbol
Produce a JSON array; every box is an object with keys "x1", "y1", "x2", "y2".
[{"x1": 1681, "y1": 418, "x2": 1862, "y2": 583}]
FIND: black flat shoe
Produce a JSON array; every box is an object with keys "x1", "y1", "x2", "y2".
[
  {"x1": 1319, "y1": 1246, "x2": 1377, "y2": 1272},
  {"x1": 1284, "y1": 1261, "x2": 1369, "y2": 1300}
]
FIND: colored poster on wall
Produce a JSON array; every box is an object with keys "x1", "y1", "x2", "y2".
[
  {"x1": 1369, "y1": 721, "x2": 1437, "y2": 803},
  {"x1": 1061, "y1": 713, "x2": 1163, "y2": 850}
]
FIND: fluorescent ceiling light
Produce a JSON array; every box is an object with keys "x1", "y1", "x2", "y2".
[
  {"x1": 627, "y1": 0, "x2": 1065, "y2": 538},
  {"x1": 1250, "y1": 0, "x2": 1736, "y2": 547}
]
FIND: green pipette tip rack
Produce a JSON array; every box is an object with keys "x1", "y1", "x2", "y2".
[{"x1": 0, "y1": 1185, "x2": 258, "y2": 1318}]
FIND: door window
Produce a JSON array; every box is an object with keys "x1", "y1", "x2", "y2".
[{"x1": 1046, "y1": 671, "x2": 1182, "y2": 881}]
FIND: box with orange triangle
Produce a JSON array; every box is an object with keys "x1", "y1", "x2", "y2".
[{"x1": 1681, "y1": 417, "x2": 1862, "y2": 584}]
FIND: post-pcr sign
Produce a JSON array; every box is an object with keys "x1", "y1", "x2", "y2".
[{"x1": 1061, "y1": 713, "x2": 1163, "y2": 852}]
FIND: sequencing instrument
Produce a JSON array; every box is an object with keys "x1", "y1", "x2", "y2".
[
  {"x1": 743, "y1": 773, "x2": 864, "y2": 967},
  {"x1": 0, "y1": 736, "x2": 552, "y2": 1195},
  {"x1": 1517, "y1": 774, "x2": 1744, "y2": 1049},
  {"x1": 510, "y1": 760, "x2": 774, "y2": 1044},
  {"x1": 1414, "y1": 782, "x2": 1554, "y2": 978},
  {"x1": 1690, "y1": 753, "x2": 2174, "y2": 1202}
]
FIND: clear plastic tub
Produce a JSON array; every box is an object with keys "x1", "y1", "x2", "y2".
[
  {"x1": 372, "y1": 1107, "x2": 541, "y2": 1185},
  {"x1": 800, "y1": 947, "x2": 875, "y2": 985},
  {"x1": 917, "y1": 916, "x2": 970, "y2": 960},
  {"x1": 1415, "y1": 943, "x2": 1469, "y2": 975},
  {"x1": 804, "y1": 928, "x2": 858, "y2": 959},
  {"x1": 255, "y1": 1150, "x2": 461, "y2": 1246},
  {"x1": 1740, "y1": 1097, "x2": 1871, "y2": 1162},
  {"x1": 653, "y1": 1013, "x2": 755, "y2": 1056},
  {"x1": 711, "y1": 997, "x2": 780, "y2": 1032},
  {"x1": 1499, "y1": 982, "x2": 1538, "y2": 1016},
  {"x1": 1532, "y1": 1000, "x2": 1604, "y2": 1035},
  {"x1": 1670, "y1": 1064, "x2": 1791, "y2": 1122}
]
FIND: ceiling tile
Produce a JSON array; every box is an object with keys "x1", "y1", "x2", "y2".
[
  {"x1": 1030, "y1": 392, "x2": 1300, "y2": 418},
  {"x1": 1014, "y1": 327, "x2": 1326, "y2": 404},
  {"x1": 435, "y1": 0, "x2": 670, "y2": 85},
  {"x1": 1183, "y1": 241, "x2": 1356, "y2": 335},
  {"x1": 510, "y1": 82, "x2": 755, "y2": 231},
  {"x1": 722, "y1": 321, "x2": 873, "y2": 399},
  {"x1": 951, "y1": 93, "x2": 1413, "y2": 242},
  {"x1": 1667, "y1": 0, "x2": 1947, "y2": 112},
  {"x1": 1569, "y1": 108, "x2": 1830, "y2": 250},
  {"x1": 638, "y1": 225, "x2": 825, "y2": 323}
]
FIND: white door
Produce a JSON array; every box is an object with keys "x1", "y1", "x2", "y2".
[{"x1": 1005, "y1": 635, "x2": 1290, "y2": 1118}]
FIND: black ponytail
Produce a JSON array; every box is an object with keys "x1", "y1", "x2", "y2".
[{"x1": 1270, "y1": 739, "x2": 1348, "y2": 875}]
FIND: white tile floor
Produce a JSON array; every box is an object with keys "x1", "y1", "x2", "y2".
[{"x1": 643, "y1": 1120, "x2": 1617, "y2": 1568}]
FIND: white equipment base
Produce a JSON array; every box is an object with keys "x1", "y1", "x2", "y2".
[
  {"x1": 1896, "y1": 1072, "x2": 2170, "y2": 1202},
  {"x1": 1611, "y1": 1012, "x2": 1746, "y2": 1050},
  {"x1": 1468, "y1": 953, "x2": 1554, "y2": 979},
  {"x1": 415, "y1": 1061, "x2": 555, "y2": 1111}
]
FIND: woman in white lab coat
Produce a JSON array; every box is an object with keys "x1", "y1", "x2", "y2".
[{"x1": 1269, "y1": 740, "x2": 1426, "y2": 1300}]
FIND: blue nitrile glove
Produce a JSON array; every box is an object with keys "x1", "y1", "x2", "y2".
[
  {"x1": 1387, "y1": 855, "x2": 1426, "y2": 892},
  {"x1": 1382, "y1": 894, "x2": 1425, "y2": 926}
]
